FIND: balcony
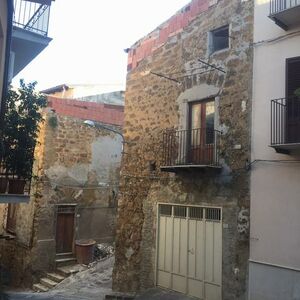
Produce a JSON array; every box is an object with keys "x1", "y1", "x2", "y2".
[
  {"x1": 0, "y1": 163, "x2": 31, "y2": 203},
  {"x1": 270, "y1": 96, "x2": 300, "y2": 153},
  {"x1": 11, "y1": 0, "x2": 53, "y2": 77},
  {"x1": 269, "y1": 0, "x2": 300, "y2": 30},
  {"x1": 161, "y1": 128, "x2": 222, "y2": 173}
]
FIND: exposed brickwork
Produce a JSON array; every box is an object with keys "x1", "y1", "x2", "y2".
[
  {"x1": 48, "y1": 96, "x2": 124, "y2": 126},
  {"x1": 113, "y1": 0, "x2": 253, "y2": 299},
  {"x1": 127, "y1": 0, "x2": 213, "y2": 71}
]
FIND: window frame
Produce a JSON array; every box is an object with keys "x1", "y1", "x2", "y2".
[{"x1": 208, "y1": 24, "x2": 230, "y2": 55}]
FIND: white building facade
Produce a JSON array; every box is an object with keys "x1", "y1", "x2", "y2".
[{"x1": 249, "y1": 0, "x2": 300, "y2": 299}]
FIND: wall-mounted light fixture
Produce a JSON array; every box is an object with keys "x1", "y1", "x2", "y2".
[{"x1": 83, "y1": 120, "x2": 125, "y2": 153}]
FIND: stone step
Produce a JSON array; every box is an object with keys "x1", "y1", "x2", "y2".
[
  {"x1": 56, "y1": 252, "x2": 74, "y2": 259},
  {"x1": 46, "y1": 272, "x2": 65, "y2": 283},
  {"x1": 55, "y1": 257, "x2": 77, "y2": 267},
  {"x1": 105, "y1": 295, "x2": 135, "y2": 300},
  {"x1": 32, "y1": 283, "x2": 49, "y2": 293},
  {"x1": 40, "y1": 277, "x2": 58, "y2": 289},
  {"x1": 57, "y1": 264, "x2": 86, "y2": 277}
]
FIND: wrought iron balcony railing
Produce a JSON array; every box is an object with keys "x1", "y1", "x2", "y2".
[
  {"x1": 270, "y1": 96, "x2": 300, "y2": 152},
  {"x1": 161, "y1": 128, "x2": 221, "y2": 170},
  {"x1": 270, "y1": 0, "x2": 300, "y2": 14},
  {"x1": 0, "y1": 159, "x2": 33, "y2": 196},
  {"x1": 269, "y1": 0, "x2": 300, "y2": 30},
  {"x1": 13, "y1": 0, "x2": 51, "y2": 36}
]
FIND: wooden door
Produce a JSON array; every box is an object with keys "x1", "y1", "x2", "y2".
[
  {"x1": 286, "y1": 57, "x2": 300, "y2": 143},
  {"x1": 56, "y1": 206, "x2": 75, "y2": 254},
  {"x1": 6, "y1": 204, "x2": 17, "y2": 233},
  {"x1": 189, "y1": 100, "x2": 215, "y2": 164}
]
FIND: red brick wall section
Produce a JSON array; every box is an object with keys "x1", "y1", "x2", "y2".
[
  {"x1": 47, "y1": 96, "x2": 124, "y2": 126},
  {"x1": 127, "y1": 0, "x2": 210, "y2": 71}
]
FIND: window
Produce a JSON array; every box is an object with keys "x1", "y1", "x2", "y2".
[{"x1": 209, "y1": 25, "x2": 229, "y2": 54}]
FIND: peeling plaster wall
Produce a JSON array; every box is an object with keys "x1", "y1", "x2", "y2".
[
  {"x1": 0, "y1": 112, "x2": 122, "y2": 286},
  {"x1": 113, "y1": 0, "x2": 253, "y2": 299}
]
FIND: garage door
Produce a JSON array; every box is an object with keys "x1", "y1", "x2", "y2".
[{"x1": 156, "y1": 204, "x2": 222, "y2": 300}]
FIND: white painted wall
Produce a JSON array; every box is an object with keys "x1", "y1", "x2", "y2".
[{"x1": 251, "y1": 0, "x2": 300, "y2": 269}]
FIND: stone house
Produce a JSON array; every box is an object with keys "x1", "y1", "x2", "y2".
[
  {"x1": 249, "y1": 1, "x2": 300, "y2": 299},
  {"x1": 0, "y1": 96, "x2": 124, "y2": 286},
  {"x1": 113, "y1": 0, "x2": 253, "y2": 299}
]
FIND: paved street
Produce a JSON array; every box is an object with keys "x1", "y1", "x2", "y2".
[{"x1": 3, "y1": 257, "x2": 193, "y2": 300}]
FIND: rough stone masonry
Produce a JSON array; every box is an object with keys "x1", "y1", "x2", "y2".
[{"x1": 113, "y1": 0, "x2": 253, "y2": 299}]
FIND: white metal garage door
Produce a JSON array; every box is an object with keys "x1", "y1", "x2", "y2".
[{"x1": 156, "y1": 204, "x2": 222, "y2": 300}]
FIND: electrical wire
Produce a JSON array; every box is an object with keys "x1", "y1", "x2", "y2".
[{"x1": 253, "y1": 29, "x2": 300, "y2": 47}]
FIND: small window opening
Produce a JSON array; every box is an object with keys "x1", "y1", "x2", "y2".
[
  {"x1": 160, "y1": 205, "x2": 172, "y2": 216},
  {"x1": 209, "y1": 25, "x2": 229, "y2": 54},
  {"x1": 174, "y1": 206, "x2": 187, "y2": 218},
  {"x1": 149, "y1": 161, "x2": 157, "y2": 172}
]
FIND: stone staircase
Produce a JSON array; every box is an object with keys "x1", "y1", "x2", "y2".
[
  {"x1": 33, "y1": 271, "x2": 65, "y2": 292},
  {"x1": 33, "y1": 253, "x2": 83, "y2": 293}
]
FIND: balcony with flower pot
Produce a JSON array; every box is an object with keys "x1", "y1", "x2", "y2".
[
  {"x1": 0, "y1": 80, "x2": 47, "y2": 203},
  {"x1": 0, "y1": 163, "x2": 31, "y2": 203}
]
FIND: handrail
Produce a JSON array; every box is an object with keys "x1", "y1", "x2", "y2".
[
  {"x1": 270, "y1": 0, "x2": 300, "y2": 15},
  {"x1": 162, "y1": 127, "x2": 221, "y2": 167},
  {"x1": 270, "y1": 96, "x2": 300, "y2": 145},
  {"x1": 13, "y1": 0, "x2": 51, "y2": 36}
]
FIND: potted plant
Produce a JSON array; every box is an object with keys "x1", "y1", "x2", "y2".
[{"x1": 2, "y1": 80, "x2": 47, "y2": 194}]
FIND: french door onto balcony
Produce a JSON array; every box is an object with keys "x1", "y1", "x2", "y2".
[{"x1": 188, "y1": 100, "x2": 215, "y2": 164}]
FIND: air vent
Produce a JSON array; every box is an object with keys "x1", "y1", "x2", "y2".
[
  {"x1": 206, "y1": 208, "x2": 221, "y2": 221},
  {"x1": 159, "y1": 205, "x2": 172, "y2": 216},
  {"x1": 189, "y1": 207, "x2": 203, "y2": 220},
  {"x1": 174, "y1": 206, "x2": 187, "y2": 218}
]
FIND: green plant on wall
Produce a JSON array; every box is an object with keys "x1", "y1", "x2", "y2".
[
  {"x1": 295, "y1": 88, "x2": 300, "y2": 97},
  {"x1": 2, "y1": 80, "x2": 47, "y2": 179}
]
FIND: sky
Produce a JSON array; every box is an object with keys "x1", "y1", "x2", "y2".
[{"x1": 13, "y1": 0, "x2": 189, "y2": 92}]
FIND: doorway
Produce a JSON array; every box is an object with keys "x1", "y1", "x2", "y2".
[
  {"x1": 56, "y1": 205, "x2": 76, "y2": 254},
  {"x1": 188, "y1": 100, "x2": 215, "y2": 164}
]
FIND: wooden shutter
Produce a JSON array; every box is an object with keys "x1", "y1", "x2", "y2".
[
  {"x1": 286, "y1": 57, "x2": 300, "y2": 97},
  {"x1": 286, "y1": 57, "x2": 300, "y2": 143}
]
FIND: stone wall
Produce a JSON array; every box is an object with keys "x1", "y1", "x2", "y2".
[
  {"x1": 0, "y1": 110, "x2": 122, "y2": 286},
  {"x1": 113, "y1": 0, "x2": 253, "y2": 299}
]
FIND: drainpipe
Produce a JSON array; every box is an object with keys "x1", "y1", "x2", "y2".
[
  {"x1": 0, "y1": 0, "x2": 13, "y2": 160},
  {"x1": 0, "y1": 0, "x2": 13, "y2": 130}
]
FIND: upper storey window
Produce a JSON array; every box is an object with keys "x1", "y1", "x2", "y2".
[{"x1": 209, "y1": 25, "x2": 229, "y2": 54}]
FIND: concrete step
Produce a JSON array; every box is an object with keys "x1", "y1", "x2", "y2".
[
  {"x1": 55, "y1": 257, "x2": 77, "y2": 267},
  {"x1": 105, "y1": 295, "x2": 135, "y2": 300},
  {"x1": 57, "y1": 264, "x2": 86, "y2": 277},
  {"x1": 32, "y1": 283, "x2": 49, "y2": 293},
  {"x1": 56, "y1": 252, "x2": 74, "y2": 259},
  {"x1": 46, "y1": 272, "x2": 65, "y2": 283},
  {"x1": 40, "y1": 277, "x2": 58, "y2": 289}
]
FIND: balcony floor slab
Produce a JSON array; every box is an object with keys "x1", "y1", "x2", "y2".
[
  {"x1": 269, "y1": 4, "x2": 300, "y2": 30},
  {"x1": 160, "y1": 164, "x2": 222, "y2": 173},
  {"x1": 0, "y1": 194, "x2": 30, "y2": 203}
]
